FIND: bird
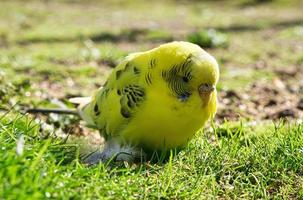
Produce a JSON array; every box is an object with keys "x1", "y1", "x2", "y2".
[{"x1": 28, "y1": 41, "x2": 219, "y2": 164}]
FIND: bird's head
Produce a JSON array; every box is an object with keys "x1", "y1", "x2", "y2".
[
  {"x1": 154, "y1": 41, "x2": 219, "y2": 108},
  {"x1": 189, "y1": 51, "x2": 219, "y2": 107}
]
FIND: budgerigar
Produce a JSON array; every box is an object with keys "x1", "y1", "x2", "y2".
[{"x1": 75, "y1": 41, "x2": 219, "y2": 163}]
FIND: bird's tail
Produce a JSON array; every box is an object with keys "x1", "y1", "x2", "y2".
[
  {"x1": 26, "y1": 108, "x2": 79, "y2": 115},
  {"x1": 70, "y1": 97, "x2": 96, "y2": 127},
  {"x1": 26, "y1": 96, "x2": 97, "y2": 127},
  {"x1": 26, "y1": 97, "x2": 93, "y2": 117}
]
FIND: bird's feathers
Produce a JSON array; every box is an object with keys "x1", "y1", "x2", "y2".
[
  {"x1": 79, "y1": 41, "x2": 219, "y2": 151},
  {"x1": 69, "y1": 97, "x2": 92, "y2": 105}
]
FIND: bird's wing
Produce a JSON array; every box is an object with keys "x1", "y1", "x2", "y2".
[
  {"x1": 112, "y1": 54, "x2": 147, "y2": 119},
  {"x1": 118, "y1": 84, "x2": 145, "y2": 119},
  {"x1": 80, "y1": 53, "x2": 148, "y2": 138}
]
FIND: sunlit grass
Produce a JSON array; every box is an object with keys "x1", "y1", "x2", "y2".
[{"x1": 1, "y1": 113, "x2": 302, "y2": 199}]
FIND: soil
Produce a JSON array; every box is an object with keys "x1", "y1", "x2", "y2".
[{"x1": 217, "y1": 67, "x2": 303, "y2": 122}]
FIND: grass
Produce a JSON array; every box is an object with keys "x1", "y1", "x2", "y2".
[
  {"x1": 1, "y1": 0, "x2": 303, "y2": 199},
  {"x1": 187, "y1": 29, "x2": 229, "y2": 48},
  {"x1": 1, "y1": 114, "x2": 302, "y2": 199}
]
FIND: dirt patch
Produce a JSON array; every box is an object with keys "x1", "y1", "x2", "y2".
[{"x1": 217, "y1": 77, "x2": 303, "y2": 122}]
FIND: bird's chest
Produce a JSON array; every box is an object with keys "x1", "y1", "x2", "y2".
[{"x1": 120, "y1": 89, "x2": 208, "y2": 149}]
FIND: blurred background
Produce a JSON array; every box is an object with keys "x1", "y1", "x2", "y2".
[{"x1": 0, "y1": 0, "x2": 302, "y2": 126}]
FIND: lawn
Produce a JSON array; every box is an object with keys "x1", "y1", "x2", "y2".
[{"x1": 1, "y1": 0, "x2": 303, "y2": 199}]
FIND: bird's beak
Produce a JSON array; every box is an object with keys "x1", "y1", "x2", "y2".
[{"x1": 198, "y1": 83, "x2": 215, "y2": 106}]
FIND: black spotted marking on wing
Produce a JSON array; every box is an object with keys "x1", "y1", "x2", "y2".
[
  {"x1": 100, "y1": 124, "x2": 109, "y2": 140},
  {"x1": 123, "y1": 85, "x2": 145, "y2": 106},
  {"x1": 119, "y1": 85, "x2": 145, "y2": 118},
  {"x1": 101, "y1": 88, "x2": 110, "y2": 99},
  {"x1": 94, "y1": 103, "x2": 100, "y2": 116},
  {"x1": 150, "y1": 58, "x2": 156, "y2": 68},
  {"x1": 124, "y1": 62, "x2": 131, "y2": 70},
  {"x1": 94, "y1": 104, "x2": 98, "y2": 112},
  {"x1": 116, "y1": 62, "x2": 141, "y2": 80},
  {"x1": 145, "y1": 72, "x2": 153, "y2": 85},
  {"x1": 120, "y1": 107, "x2": 131, "y2": 118},
  {"x1": 116, "y1": 70, "x2": 123, "y2": 80},
  {"x1": 94, "y1": 87, "x2": 112, "y2": 117}
]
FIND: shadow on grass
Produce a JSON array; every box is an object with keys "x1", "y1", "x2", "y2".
[
  {"x1": 17, "y1": 28, "x2": 173, "y2": 45},
  {"x1": 211, "y1": 18, "x2": 303, "y2": 32},
  {"x1": 16, "y1": 17, "x2": 303, "y2": 46}
]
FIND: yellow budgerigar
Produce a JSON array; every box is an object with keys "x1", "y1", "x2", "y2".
[
  {"x1": 75, "y1": 41, "x2": 219, "y2": 163},
  {"x1": 29, "y1": 41, "x2": 219, "y2": 163}
]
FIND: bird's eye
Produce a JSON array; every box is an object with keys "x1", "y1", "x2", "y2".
[{"x1": 182, "y1": 76, "x2": 189, "y2": 83}]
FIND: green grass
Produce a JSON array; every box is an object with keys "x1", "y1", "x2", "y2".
[
  {"x1": 1, "y1": 114, "x2": 303, "y2": 199},
  {"x1": 1, "y1": 0, "x2": 303, "y2": 199}
]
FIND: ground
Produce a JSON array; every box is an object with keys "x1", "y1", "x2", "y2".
[{"x1": 0, "y1": 0, "x2": 303, "y2": 199}]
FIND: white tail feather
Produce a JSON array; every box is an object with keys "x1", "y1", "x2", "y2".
[{"x1": 69, "y1": 97, "x2": 92, "y2": 105}]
